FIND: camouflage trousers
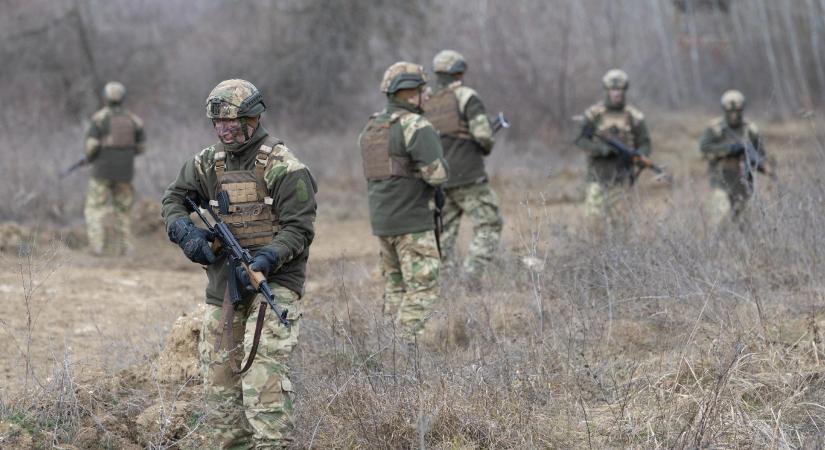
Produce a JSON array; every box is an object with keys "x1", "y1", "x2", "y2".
[
  {"x1": 379, "y1": 231, "x2": 440, "y2": 337},
  {"x1": 84, "y1": 177, "x2": 134, "y2": 255},
  {"x1": 707, "y1": 186, "x2": 750, "y2": 227},
  {"x1": 583, "y1": 181, "x2": 635, "y2": 232},
  {"x1": 440, "y1": 182, "x2": 503, "y2": 275},
  {"x1": 199, "y1": 283, "x2": 301, "y2": 449}
]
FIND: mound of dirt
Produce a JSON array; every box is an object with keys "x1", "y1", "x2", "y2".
[
  {"x1": 135, "y1": 400, "x2": 202, "y2": 447},
  {"x1": 154, "y1": 304, "x2": 206, "y2": 384}
]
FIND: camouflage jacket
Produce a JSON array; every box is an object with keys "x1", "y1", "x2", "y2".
[
  {"x1": 575, "y1": 101, "x2": 651, "y2": 184},
  {"x1": 85, "y1": 105, "x2": 146, "y2": 182},
  {"x1": 428, "y1": 79, "x2": 494, "y2": 188},
  {"x1": 161, "y1": 126, "x2": 317, "y2": 304},
  {"x1": 699, "y1": 117, "x2": 765, "y2": 189},
  {"x1": 358, "y1": 99, "x2": 448, "y2": 237}
]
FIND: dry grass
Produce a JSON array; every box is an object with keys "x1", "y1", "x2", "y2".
[{"x1": 2, "y1": 112, "x2": 825, "y2": 448}]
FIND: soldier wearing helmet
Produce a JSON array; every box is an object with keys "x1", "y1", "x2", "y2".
[
  {"x1": 161, "y1": 79, "x2": 317, "y2": 447},
  {"x1": 358, "y1": 61, "x2": 449, "y2": 338},
  {"x1": 83, "y1": 81, "x2": 146, "y2": 255},
  {"x1": 574, "y1": 69, "x2": 652, "y2": 228},
  {"x1": 699, "y1": 90, "x2": 768, "y2": 224},
  {"x1": 424, "y1": 49, "x2": 503, "y2": 278}
]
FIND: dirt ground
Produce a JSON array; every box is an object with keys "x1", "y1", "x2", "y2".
[
  {"x1": 0, "y1": 113, "x2": 821, "y2": 447},
  {"x1": 0, "y1": 112, "x2": 811, "y2": 392}
]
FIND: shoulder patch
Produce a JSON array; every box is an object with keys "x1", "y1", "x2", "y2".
[
  {"x1": 194, "y1": 145, "x2": 217, "y2": 179},
  {"x1": 399, "y1": 113, "x2": 433, "y2": 146},
  {"x1": 263, "y1": 144, "x2": 307, "y2": 189},
  {"x1": 584, "y1": 103, "x2": 606, "y2": 122},
  {"x1": 454, "y1": 86, "x2": 479, "y2": 113}
]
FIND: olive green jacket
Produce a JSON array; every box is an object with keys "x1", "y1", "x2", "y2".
[
  {"x1": 431, "y1": 79, "x2": 494, "y2": 188},
  {"x1": 574, "y1": 101, "x2": 651, "y2": 185},
  {"x1": 85, "y1": 105, "x2": 146, "y2": 182},
  {"x1": 358, "y1": 99, "x2": 448, "y2": 237},
  {"x1": 699, "y1": 117, "x2": 765, "y2": 191},
  {"x1": 161, "y1": 126, "x2": 317, "y2": 305}
]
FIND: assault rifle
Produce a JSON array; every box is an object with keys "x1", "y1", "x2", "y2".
[
  {"x1": 581, "y1": 122, "x2": 673, "y2": 183},
  {"x1": 59, "y1": 157, "x2": 88, "y2": 178},
  {"x1": 724, "y1": 129, "x2": 773, "y2": 183},
  {"x1": 491, "y1": 112, "x2": 510, "y2": 133},
  {"x1": 185, "y1": 193, "x2": 289, "y2": 327}
]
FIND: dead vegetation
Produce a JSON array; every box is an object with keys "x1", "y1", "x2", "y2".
[{"x1": 1, "y1": 114, "x2": 824, "y2": 448}]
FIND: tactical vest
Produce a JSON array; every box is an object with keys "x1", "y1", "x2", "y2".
[
  {"x1": 360, "y1": 111, "x2": 419, "y2": 181},
  {"x1": 596, "y1": 109, "x2": 636, "y2": 149},
  {"x1": 92, "y1": 109, "x2": 138, "y2": 181},
  {"x1": 103, "y1": 112, "x2": 137, "y2": 148},
  {"x1": 717, "y1": 122, "x2": 756, "y2": 171},
  {"x1": 425, "y1": 87, "x2": 471, "y2": 140},
  {"x1": 212, "y1": 137, "x2": 282, "y2": 248}
]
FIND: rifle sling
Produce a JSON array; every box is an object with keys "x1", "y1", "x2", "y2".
[{"x1": 215, "y1": 285, "x2": 269, "y2": 375}]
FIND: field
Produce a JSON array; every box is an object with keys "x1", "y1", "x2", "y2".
[{"x1": 2, "y1": 112, "x2": 825, "y2": 448}]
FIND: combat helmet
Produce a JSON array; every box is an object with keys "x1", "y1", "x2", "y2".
[
  {"x1": 602, "y1": 69, "x2": 629, "y2": 90},
  {"x1": 103, "y1": 82, "x2": 126, "y2": 105},
  {"x1": 205, "y1": 79, "x2": 266, "y2": 120},
  {"x1": 380, "y1": 62, "x2": 427, "y2": 94},
  {"x1": 433, "y1": 50, "x2": 467, "y2": 74},
  {"x1": 720, "y1": 90, "x2": 745, "y2": 111}
]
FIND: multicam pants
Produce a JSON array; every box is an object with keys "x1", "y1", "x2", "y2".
[
  {"x1": 199, "y1": 283, "x2": 301, "y2": 449},
  {"x1": 379, "y1": 231, "x2": 440, "y2": 336},
  {"x1": 583, "y1": 181, "x2": 634, "y2": 231},
  {"x1": 84, "y1": 177, "x2": 134, "y2": 255},
  {"x1": 440, "y1": 182, "x2": 503, "y2": 275},
  {"x1": 707, "y1": 186, "x2": 750, "y2": 227}
]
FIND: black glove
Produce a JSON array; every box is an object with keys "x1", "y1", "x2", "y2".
[
  {"x1": 235, "y1": 247, "x2": 279, "y2": 294},
  {"x1": 168, "y1": 218, "x2": 216, "y2": 265},
  {"x1": 728, "y1": 142, "x2": 745, "y2": 155}
]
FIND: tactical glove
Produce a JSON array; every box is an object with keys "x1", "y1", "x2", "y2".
[
  {"x1": 728, "y1": 142, "x2": 745, "y2": 155},
  {"x1": 236, "y1": 247, "x2": 279, "y2": 294},
  {"x1": 168, "y1": 218, "x2": 216, "y2": 265}
]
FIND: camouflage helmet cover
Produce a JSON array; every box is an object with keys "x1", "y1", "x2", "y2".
[
  {"x1": 433, "y1": 49, "x2": 467, "y2": 74},
  {"x1": 380, "y1": 61, "x2": 427, "y2": 94},
  {"x1": 720, "y1": 90, "x2": 746, "y2": 110},
  {"x1": 103, "y1": 81, "x2": 126, "y2": 103},
  {"x1": 205, "y1": 79, "x2": 266, "y2": 119},
  {"x1": 602, "y1": 69, "x2": 629, "y2": 90}
]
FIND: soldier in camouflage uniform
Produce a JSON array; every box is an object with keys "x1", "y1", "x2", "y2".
[
  {"x1": 425, "y1": 50, "x2": 503, "y2": 277},
  {"x1": 699, "y1": 90, "x2": 768, "y2": 225},
  {"x1": 161, "y1": 79, "x2": 317, "y2": 448},
  {"x1": 574, "y1": 69, "x2": 651, "y2": 228},
  {"x1": 358, "y1": 62, "x2": 449, "y2": 337},
  {"x1": 84, "y1": 82, "x2": 145, "y2": 255}
]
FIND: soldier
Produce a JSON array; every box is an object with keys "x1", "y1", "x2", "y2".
[
  {"x1": 699, "y1": 90, "x2": 768, "y2": 224},
  {"x1": 84, "y1": 81, "x2": 145, "y2": 255},
  {"x1": 574, "y1": 69, "x2": 651, "y2": 227},
  {"x1": 425, "y1": 49, "x2": 503, "y2": 277},
  {"x1": 358, "y1": 62, "x2": 449, "y2": 338},
  {"x1": 161, "y1": 79, "x2": 317, "y2": 448}
]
